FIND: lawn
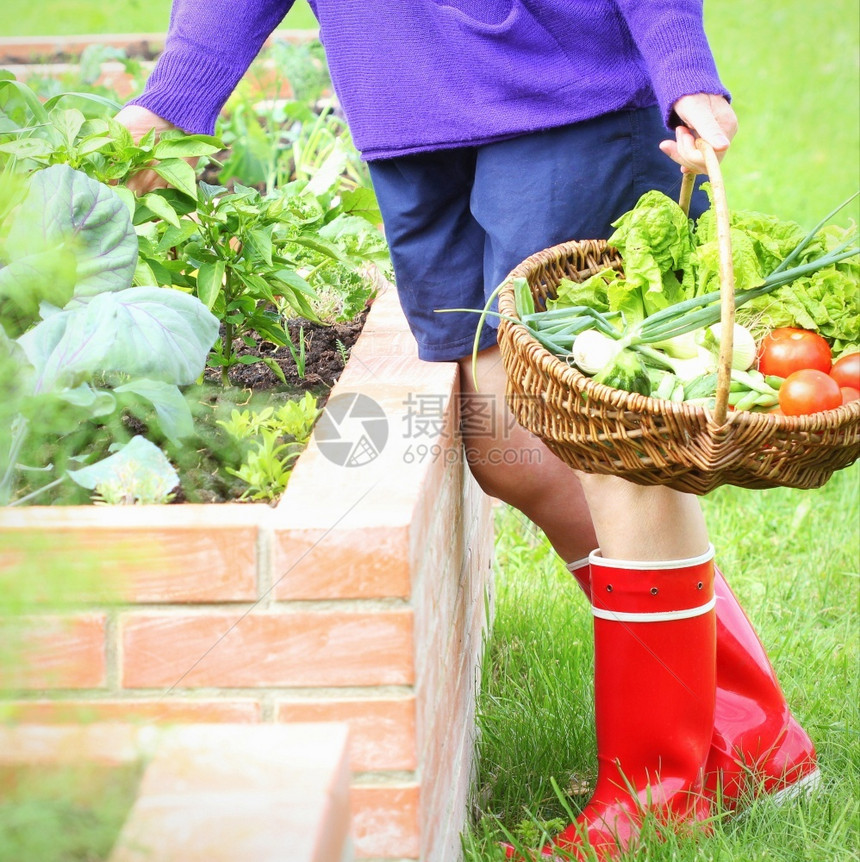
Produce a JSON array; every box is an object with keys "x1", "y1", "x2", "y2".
[
  {"x1": 2, "y1": 1, "x2": 858, "y2": 860},
  {"x1": 0, "y1": 0, "x2": 317, "y2": 36}
]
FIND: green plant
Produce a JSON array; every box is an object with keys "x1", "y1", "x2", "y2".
[
  {"x1": 0, "y1": 75, "x2": 387, "y2": 386},
  {"x1": 285, "y1": 324, "x2": 308, "y2": 378},
  {"x1": 0, "y1": 77, "x2": 220, "y2": 195},
  {"x1": 335, "y1": 337, "x2": 349, "y2": 366},
  {"x1": 0, "y1": 164, "x2": 218, "y2": 505},
  {"x1": 217, "y1": 392, "x2": 319, "y2": 500}
]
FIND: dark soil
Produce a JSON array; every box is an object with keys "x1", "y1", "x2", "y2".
[{"x1": 207, "y1": 312, "x2": 367, "y2": 391}]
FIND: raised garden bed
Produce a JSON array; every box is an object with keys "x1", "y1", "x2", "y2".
[
  {"x1": 0, "y1": 30, "x2": 319, "y2": 100},
  {"x1": 0, "y1": 286, "x2": 495, "y2": 860}
]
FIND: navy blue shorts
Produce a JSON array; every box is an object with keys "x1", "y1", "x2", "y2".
[{"x1": 368, "y1": 106, "x2": 708, "y2": 362}]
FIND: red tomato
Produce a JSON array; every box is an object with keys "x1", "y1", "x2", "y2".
[
  {"x1": 841, "y1": 387, "x2": 860, "y2": 404},
  {"x1": 830, "y1": 352, "x2": 860, "y2": 390},
  {"x1": 778, "y1": 369, "x2": 842, "y2": 415},
  {"x1": 758, "y1": 328, "x2": 832, "y2": 377}
]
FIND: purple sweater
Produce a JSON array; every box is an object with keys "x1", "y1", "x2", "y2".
[{"x1": 130, "y1": 0, "x2": 729, "y2": 161}]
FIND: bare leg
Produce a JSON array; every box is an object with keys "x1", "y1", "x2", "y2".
[
  {"x1": 457, "y1": 348, "x2": 597, "y2": 562},
  {"x1": 459, "y1": 347, "x2": 709, "y2": 561}
]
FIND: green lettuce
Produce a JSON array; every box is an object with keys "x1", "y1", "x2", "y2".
[
  {"x1": 694, "y1": 189, "x2": 812, "y2": 275},
  {"x1": 544, "y1": 187, "x2": 857, "y2": 353},
  {"x1": 605, "y1": 191, "x2": 692, "y2": 323},
  {"x1": 548, "y1": 270, "x2": 616, "y2": 313}
]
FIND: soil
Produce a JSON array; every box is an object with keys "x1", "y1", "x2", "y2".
[{"x1": 208, "y1": 312, "x2": 367, "y2": 391}]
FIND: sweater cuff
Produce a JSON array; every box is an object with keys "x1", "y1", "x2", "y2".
[
  {"x1": 126, "y1": 50, "x2": 249, "y2": 135},
  {"x1": 644, "y1": 29, "x2": 730, "y2": 129}
]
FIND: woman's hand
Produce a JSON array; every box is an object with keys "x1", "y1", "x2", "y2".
[
  {"x1": 659, "y1": 93, "x2": 738, "y2": 173},
  {"x1": 113, "y1": 105, "x2": 180, "y2": 195}
]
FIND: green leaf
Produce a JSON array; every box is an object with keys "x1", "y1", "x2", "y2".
[
  {"x1": 0, "y1": 138, "x2": 54, "y2": 159},
  {"x1": 236, "y1": 271, "x2": 277, "y2": 303},
  {"x1": 196, "y1": 260, "x2": 226, "y2": 309},
  {"x1": 67, "y1": 435, "x2": 178, "y2": 492},
  {"x1": 153, "y1": 136, "x2": 222, "y2": 160},
  {"x1": 114, "y1": 378, "x2": 194, "y2": 444},
  {"x1": 607, "y1": 190, "x2": 693, "y2": 322},
  {"x1": 0, "y1": 247, "x2": 77, "y2": 318},
  {"x1": 337, "y1": 187, "x2": 382, "y2": 224},
  {"x1": 290, "y1": 234, "x2": 349, "y2": 263},
  {"x1": 250, "y1": 317, "x2": 289, "y2": 347},
  {"x1": 112, "y1": 185, "x2": 137, "y2": 220},
  {"x1": 52, "y1": 107, "x2": 85, "y2": 149},
  {"x1": 305, "y1": 144, "x2": 348, "y2": 196},
  {"x1": 156, "y1": 219, "x2": 200, "y2": 252},
  {"x1": 272, "y1": 268, "x2": 317, "y2": 297},
  {"x1": 18, "y1": 286, "x2": 220, "y2": 392},
  {"x1": 76, "y1": 134, "x2": 115, "y2": 156},
  {"x1": 43, "y1": 91, "x2": 122, "y2": 116},
  {"x1": 0, "y1": 78, "x2": 50, "y2": 124},
  {"x1": 244, "y1": 226, "x2": 274, "y2": 266},
  {"x1": 142, "y1": 192, "x2": 182, "y2": 229},
  {"x1": 150, "y1": 158, "x2": 198, "y2": 199},
  {"x1": 1, "y1": 164, "x2": 138, "y2": 300},
  {"x1": 55, "y1": 383, "x2": 117, "y2": 417},
  {"x1": 260, "y1": 355, "x2": 287, "y2": 384}
]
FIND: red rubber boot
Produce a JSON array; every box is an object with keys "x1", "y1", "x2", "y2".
[
  {"x1": 704, "y1": 573, "x2": 820, "y2": 806},
  {"x1": 544, "y1": 547, "x2": 717, "y2": 860},
  {"x1": 566, "y1": 557, "x2": 819, "y2": 810}
]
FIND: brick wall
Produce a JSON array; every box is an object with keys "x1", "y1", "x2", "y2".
[{"x1": 0, "y1": 287, "x2": 495, "y2": 861}]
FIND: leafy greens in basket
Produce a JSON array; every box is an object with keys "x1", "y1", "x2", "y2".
[{"x1": 509, "y1": 188, "x2": 858, "y2": 406}]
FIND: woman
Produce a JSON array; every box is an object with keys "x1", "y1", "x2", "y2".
[{"x1": 117, "y1": 2, "x2": 819, "y2": 856}]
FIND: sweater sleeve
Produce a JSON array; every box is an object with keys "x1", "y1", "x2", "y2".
[
  {"x1": 614, "y1": 0, "x2": 730, "y2": 127},
  {"x1": 127, "y1": 0, "x2": 295, "y2": 134}
]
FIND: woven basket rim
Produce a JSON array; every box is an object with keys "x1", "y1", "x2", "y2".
[{"x1": 499, "y1": 237, "x2": 860, "y2": 434}]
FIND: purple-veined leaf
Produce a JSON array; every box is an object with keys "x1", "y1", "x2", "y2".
[
  {"x1": 18, "y1": 286, "x2": 219, "y2": 393},
  {"x1": 2, "y1": 164, "x2": 138, "y2": 299}
]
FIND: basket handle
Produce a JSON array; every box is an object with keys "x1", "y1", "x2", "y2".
[{"x1": 678, "y1": 140, "x2": 735, "y2": 425}]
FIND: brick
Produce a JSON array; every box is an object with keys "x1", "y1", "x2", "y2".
[
  {"x1": 121, "y1": 610, "x2": 414, "y2": 688},
  {"x1": 276, "y1": 696, "x2": 416, "y2": 771},
  {"x1": 0, "y1": 614, "x2": 106, "y2": 690},
  {"x1": 3, "y1": 699, "x2": 262, "y2": 725},
  {"x1": 0, "y1": 505, "x2": 265, "y2": 603},
  {"x1": 0, "y1": 724, "x2": 144, "y2": 766},
  {"x1": 112, "y1": 724, "x2": 352, "y2": 862},
  {"x1": 421, "y1": 697, "x2": 477, "y2": 862},
  {"x1": 272, "y1": 525, "x2": 411, "y2": 600},
  {"x1": 351, "y1": 783, "x2": 420, "y2": 860}
]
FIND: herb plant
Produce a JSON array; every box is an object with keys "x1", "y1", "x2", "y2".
[{"x1": 217, "y1": 392, "x2": 319, "y2": 501}]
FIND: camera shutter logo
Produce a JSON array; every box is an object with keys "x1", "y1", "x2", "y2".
[{"x1": 315, "y1": 393, "x2": 389, "y2": 467}]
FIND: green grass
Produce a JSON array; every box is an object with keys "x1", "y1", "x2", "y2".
[
  {"x1": 0, "y1": 0, "x2": 317, "y2": 37},
  {"x1": 705, "y1": 0, "x2": 860, "y2": 228}
]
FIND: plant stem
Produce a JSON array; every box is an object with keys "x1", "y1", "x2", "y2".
[
  {"x1": 0, "y1": 417, "x2": 29, "y2": 506},
  {"x1": 221, "y1": 271, "x2": 234, "y2": 386}
]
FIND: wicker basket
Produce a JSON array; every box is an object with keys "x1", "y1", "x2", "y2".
[{"x1": 496, "y1": 142, "x2": 860, "y2": 495}]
